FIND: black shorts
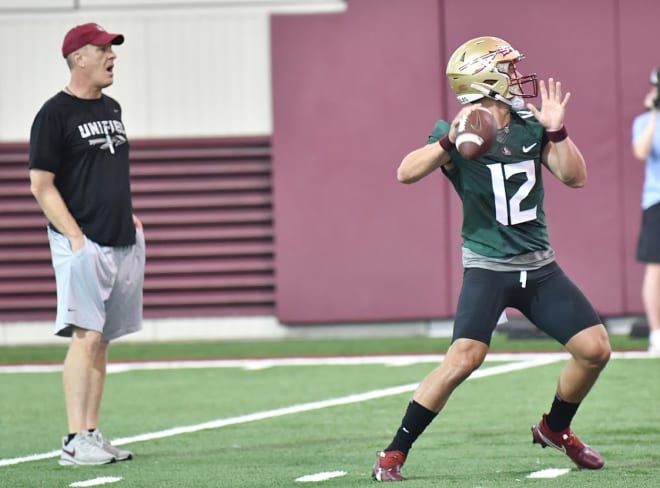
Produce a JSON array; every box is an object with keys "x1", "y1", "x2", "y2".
[
  {"x1": 637, "y1": 202, "x2": 660, "y2": 263},
  {"x1": 452, "y1": 262, "x2": 601, "y2": 345}
]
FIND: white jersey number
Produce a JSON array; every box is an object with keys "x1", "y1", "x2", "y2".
[{"x1": 486, "y1": 160, "x2": 537, "y2": 225}]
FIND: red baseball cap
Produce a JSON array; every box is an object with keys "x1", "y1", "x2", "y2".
[{"x1": 62, "y1": 23, "x2": 124, "y2": 58}]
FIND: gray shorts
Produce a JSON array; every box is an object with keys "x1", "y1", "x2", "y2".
[{"x1": 48, "y1": 227, "x2": 145, "y2": 342}]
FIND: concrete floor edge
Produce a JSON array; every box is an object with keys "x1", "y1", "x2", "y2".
[{"x1": 0, "y1": 315, "x2": 642, "y2": 346}]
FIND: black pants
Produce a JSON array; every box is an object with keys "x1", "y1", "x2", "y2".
[
  {"x1": 637, "y1": 202, "x2": 660, "y2": 263},
  {"x1": 452, "y1": 262, "x2": 601, "y2": 345}
]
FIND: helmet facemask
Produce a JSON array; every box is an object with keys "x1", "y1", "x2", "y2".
[{"x1": 497, "y1": 60, "x2": 537, "y2": 99}]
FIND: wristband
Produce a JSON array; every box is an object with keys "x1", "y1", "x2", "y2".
[
  {"x1": 547, "y1": 126, "x2": 568, "y2": 143},
  {"x1": 439, "y1": 134, "x2": 455, "y2": 151}
]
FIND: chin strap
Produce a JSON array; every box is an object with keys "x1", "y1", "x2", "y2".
[{"x1": 470, "y1": 83, "x2": 524, "y2": 111}]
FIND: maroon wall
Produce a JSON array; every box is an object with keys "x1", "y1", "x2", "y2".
[
  {"x1": 618, "y1": 0, "x2": 659, "y2": 312},
  {"x1": 271, "y1": 0, "x2": 656, "y2": 323}
]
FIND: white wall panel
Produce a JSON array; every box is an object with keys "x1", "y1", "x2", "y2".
[
  {"x1": 138, "y1": 14, "x2": 272, "y2": 138},
  {"x1": 0, "y1": 17, "x2": 73, "y2": 142},
  {"x1": 0, "y1": 0, "x2": 345, "y2": 14},
  {"x1": 80, "y1": 0, "x2": 345, "y2": 14},
  {"x1": 0, "y1": 0, "x2": 70, "y2": 9},
  {"x1": 0, "y1": 1, "x2": 346, "y2": 142},
  {"x1": 0, "y1": 12, "x2": 272, "y2": 141}
]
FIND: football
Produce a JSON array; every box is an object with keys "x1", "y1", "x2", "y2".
[{"x1": 455, "y1": 107, "x2": 497, "y2": 159}]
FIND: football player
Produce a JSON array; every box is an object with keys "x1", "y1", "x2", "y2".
[{"x1": 372, "y1": 36, "x2": 610, "y2": 481}]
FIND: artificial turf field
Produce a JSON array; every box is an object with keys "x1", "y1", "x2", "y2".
[{"x1": 0, "y1": 335, "x2": 658, "y2": 487}]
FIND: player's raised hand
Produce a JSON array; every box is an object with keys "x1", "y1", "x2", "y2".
[{"x1": 526, "y1": 78, "x2": 570, "y2": 131}]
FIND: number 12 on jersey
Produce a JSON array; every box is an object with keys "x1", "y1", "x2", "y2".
[{"x1": 487, "y1": 160, "x2": 537, "y2": 226}]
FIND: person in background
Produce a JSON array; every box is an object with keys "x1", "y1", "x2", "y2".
[
  {"x1": 371, "y1": 36, "x2": 611, "y2": 482},
  {"x1": 28, "y1": 22, "x2": 144, "y2": 466},
  {"x1": 632, "y1": 67, "x2": 660, "y2": 355}
]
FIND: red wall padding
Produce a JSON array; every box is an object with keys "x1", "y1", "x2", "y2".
[
  {"x1": 271, "y1": 0, "x2": 654, "y2": 323},
  {"x1": 0, "y1": 137, "x2": 274, "y2": 322}
]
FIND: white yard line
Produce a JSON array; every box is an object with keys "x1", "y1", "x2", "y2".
[
  {"x1": 0, "y1": 350, "x2": 652, "y2": 375},
  {"x1": 295, "y1": 471, "x2": 347, "y2": 482},
  {"x1": 0, "y1": 354, "x2": 561, "y2": 467},
  {"x1": 527, "y1": 468, "x2": 571, "y2": 478},
  {"x1": 69, "y1": 477, "x2": 123, "y2": 487}
]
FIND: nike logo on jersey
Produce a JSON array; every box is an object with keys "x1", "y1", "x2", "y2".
[{"x1": 522, "y1": 143, "x2": 537, "y2": 153}]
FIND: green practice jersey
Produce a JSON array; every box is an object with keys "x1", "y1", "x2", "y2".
[{"x1": 430, "y1": 109, "x2": 552, "y2": 260}]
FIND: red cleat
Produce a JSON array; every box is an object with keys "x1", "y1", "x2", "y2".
[
  {"x1": 531, "y1": 414, "x2": 604, "y2": 469},
  {"x1": 372, "y1": 450, "x2": 407, "y2": 481}
]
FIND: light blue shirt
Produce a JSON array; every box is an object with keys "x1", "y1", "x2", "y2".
[{"x1": 632, "y1": 111, "x2": 660, "y2": 209}]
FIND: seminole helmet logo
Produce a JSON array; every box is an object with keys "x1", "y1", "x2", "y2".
[{"x1": 458, "y1": 45, "x2": 516, "y2": 75}]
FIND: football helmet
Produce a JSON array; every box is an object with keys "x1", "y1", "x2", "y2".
[{"x1": 446, "y1": 36, "x2": 537, "y2": 105}]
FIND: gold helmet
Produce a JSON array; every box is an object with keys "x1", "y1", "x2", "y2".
[{"x1": 446, "y1": 36, "x2": 537, "y2": 105}]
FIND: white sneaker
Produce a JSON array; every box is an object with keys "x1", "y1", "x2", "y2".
[
  {"x1": 90, "y1": 430, "x2": 133, "y2": 461},
  {"x1": 649, "y1": 330, "x2": 660, "y2": 355},
  {"x1": 59, "y1": 432, "x2": 117, "y2": 466}
]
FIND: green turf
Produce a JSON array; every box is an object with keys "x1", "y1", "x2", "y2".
[
  {"x1": 0, "y1": 333, "x2": 649, "y2": 364},
  {"x1": 1, "y1": 353, "x2": 658, "y2": 487}
]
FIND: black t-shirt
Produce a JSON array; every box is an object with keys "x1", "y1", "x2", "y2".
[{"x1": 28, "y1": 91, "x2": 135, "y2": 246}]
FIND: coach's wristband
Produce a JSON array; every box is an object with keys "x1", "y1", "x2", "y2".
[
  {"x1": 439, "y1": 134, "x2": 455, "y2": 151},
  {"x1": 547, "y1": 126, "x2": 568, "y2": 143}
]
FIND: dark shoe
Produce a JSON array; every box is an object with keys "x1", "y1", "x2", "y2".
[
  {"x1": 372, "y1": 450, "x2": 407, "y2": 481},
  {"x1": 531, "y1": 414, "x2": 604, "y2": 469}
]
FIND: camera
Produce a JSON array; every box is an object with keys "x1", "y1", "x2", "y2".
[{"x1": 650, "y1": 67, "x2": 660, "y2": 108}]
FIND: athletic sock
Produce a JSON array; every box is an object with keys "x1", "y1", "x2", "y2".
[
  {"x1": 545, "y1": 393, "x2": 580, "y2": 432},
  {"x1": 66, "y1": 433, "x2": 77, "y2": 444},
  {"x1": 385, "y1": 400, "x2": 437, "y2": 455}
]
